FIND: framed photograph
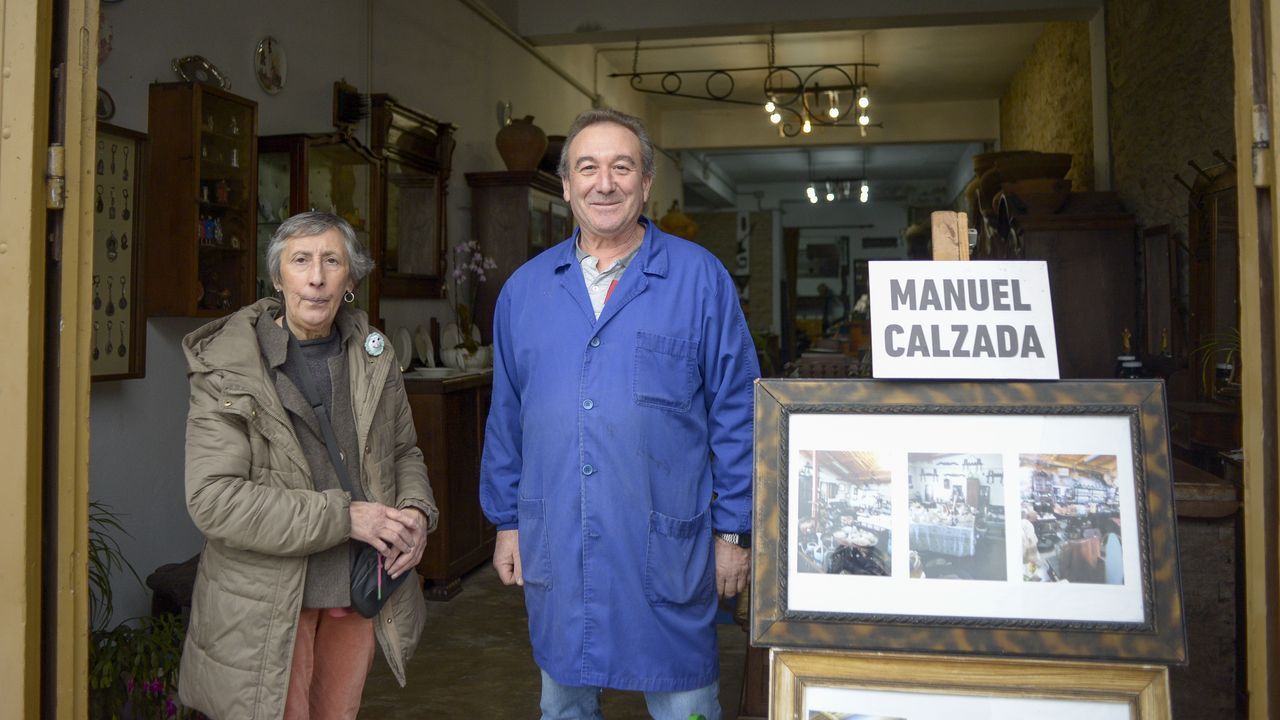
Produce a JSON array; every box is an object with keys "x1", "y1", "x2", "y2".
[
  {"x1": 751, "y1": 379, "x2": 1185, "y2": 663},
  {"x1": 772, "y1": 650, "x2": 1171, "y2": 719},
  {"x1": 92, "y1": 122, "x2": 146, "y2": 381}
]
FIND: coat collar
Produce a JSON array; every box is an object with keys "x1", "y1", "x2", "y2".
[
  {"x1": 554, "y1": 217, "x2": 669, "y2": 329},
  {"x1": 554, "y1": 216, "x2": 668, "y2": 279}
]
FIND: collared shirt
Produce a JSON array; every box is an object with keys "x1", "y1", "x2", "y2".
[
  {"x1": 574, "y1": 236, "x2": 642, "y2": 318},
  {"x1": 481, "y1": 217, "x2": 760, "y2": 693}
]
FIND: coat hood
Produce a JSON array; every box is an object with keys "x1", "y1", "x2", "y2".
[{"x1": 183, "y1": 297, "x2": 372, "y2": 380}]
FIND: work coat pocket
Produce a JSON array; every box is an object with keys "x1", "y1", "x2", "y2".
[
  {"x1": 644, "y1": 508, "x2": 713, "y2": 606},
  {"x1": 633, "y1": 331, "x2": 698, "y2": 412},
  {"x1": 517, "y1": 498, "x2": 553, "y2": 589}
]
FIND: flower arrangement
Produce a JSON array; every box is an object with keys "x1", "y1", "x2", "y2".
[{"x1": 447, "y1": 239, "x2": 498, "y2": 355}]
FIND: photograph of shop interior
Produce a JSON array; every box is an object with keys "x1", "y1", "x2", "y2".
[
  {"x1": 1019, "y1": 454, "x2": 1124, "y2": 585},
  {"x1": 796, "y1": 450, "x2": 893, "y2": 577},
  {"x1": 907, "y1": 453, "x2": 1007, "y2": 581}
]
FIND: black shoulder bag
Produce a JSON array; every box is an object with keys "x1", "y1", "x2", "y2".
[{"x1": 285, "y1": 326, "x2": 412, "y2": 619}]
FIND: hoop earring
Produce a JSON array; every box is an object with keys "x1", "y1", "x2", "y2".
[{"x1": 343, "y1": 290, "x2": 356, "y2": 303}]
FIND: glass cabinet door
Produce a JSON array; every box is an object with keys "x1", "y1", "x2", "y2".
[
  {"x1": 256, "y1": 134, "x2": 383, "y2": 324},
  {"x1": 197, "y1": 91, "x2": 255, "y2": 311},
  {"x1": 256, "y1": 149, "x2": 291, "y2": 299},
  {"x1": 384, "y1": 158, "x2": 440, "y2": 279},
  {"x1": 309, "y1": 142, "x2": 376, "y2": 314}
]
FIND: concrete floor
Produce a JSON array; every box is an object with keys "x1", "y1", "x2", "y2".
[{"x1": 359, "y1": 564, "x2": 748, "y2": 718}]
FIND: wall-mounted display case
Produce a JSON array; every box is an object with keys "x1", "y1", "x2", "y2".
[
  {"x1": 465, "y1": 170, "x2": 573, "y2": 342},
  {"x1": 369, "y1": 94, "x2": 455, "y2": 298},
  {"x1": 258, "y1": 132, "x2": 384, "y2": 326},
  {"x1": 93, "y1": 122, "x2": 146, "y2": 380},
  {"x1": 144, "y1": 82, "x2": 257, "y2": 317}
]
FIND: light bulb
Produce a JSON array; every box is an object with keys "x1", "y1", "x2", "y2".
[
  {"x1": 825, "y1": 192, "x2": 835, "y2": 202},
  {"x1": 858, "y1": 113, "x2": 870, "y2": 126},
  {"x1": 802, "y1": 119, "x2": 812, "y2": 133},
  {"x1": 770, "y1": 112, "x2": 782, "y2": 124},
  {"x1": 809, "y1": 195, "x2": 819, "y2": 204},
  {"x1": 765, "y1": 100, "x2": 776, "y2": 113},
  {"x1": 858, "y1": 87, "x2": 870, "y2": 109},
  {"x1": 828, "y1": 105, "x2": 840, "y2": 120}
]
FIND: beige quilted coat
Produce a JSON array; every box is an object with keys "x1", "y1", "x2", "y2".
[{"x1": 178, "y1": 298, "x2": 437, "y2": 719}]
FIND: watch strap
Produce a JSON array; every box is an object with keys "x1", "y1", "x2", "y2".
[{"x1": 714, "y1": 531, "x2": 751, "y2": 548}]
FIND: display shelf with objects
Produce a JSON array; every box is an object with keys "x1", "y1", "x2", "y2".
[
  {"x1": 257, "y1": 132, "x2": 384, "y2": 327},
  {"x1": 368, "y1": 94, "x2": 455, "y2": 298},
  {"x1": 466, "y1": 170, "x2": 573, "y2": 341},
  {"x1": 93, "y1": 123, "x2": 146, "y2": 380},
  {"x1": 144, "y1": 82, "x2": 257, "y2": 317}
]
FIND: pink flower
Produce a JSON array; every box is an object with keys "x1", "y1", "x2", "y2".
[{"x1": 165, "y1": 698, "x2": 178, "y2": 717}]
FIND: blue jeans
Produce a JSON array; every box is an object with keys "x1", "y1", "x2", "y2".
[{"x1": 539, "y1": 669, "x2": 722, "y2": 720}]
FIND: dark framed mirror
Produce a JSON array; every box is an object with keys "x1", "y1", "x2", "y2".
[{"x1": 370, "y1": 94, "x2": 455, "y2": 297}]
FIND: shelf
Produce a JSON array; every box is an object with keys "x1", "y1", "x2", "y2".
[
  {"x1": 200, "y1": 200, "x2": 246, "y2": 212},
  {"x1": 198, "y1": 243, "x2": 246, "y2": 254},
  {"x1": 201, "y1": 128, "x2": 248, "y2": 142}
]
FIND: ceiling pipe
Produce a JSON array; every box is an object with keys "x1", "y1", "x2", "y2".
[{"x1": 455, "y1": 0, "x2": 599, "y2": 104}]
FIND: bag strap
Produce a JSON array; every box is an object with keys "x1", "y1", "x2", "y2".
[{"x1": 283, "y1": 318, "x2": 355, "y2": 497}]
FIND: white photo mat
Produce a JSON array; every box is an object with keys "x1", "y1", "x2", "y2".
[
  {"x1": 785, "y1": 412, "x2": 1145, "y2": 625},
  {"x1": 804, "y1": 684, "x2": 1132, "y2": 720}
]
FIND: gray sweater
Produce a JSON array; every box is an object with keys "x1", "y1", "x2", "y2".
[{"x1": 256, "y1": 312, "x2": 364, "y2": 609}]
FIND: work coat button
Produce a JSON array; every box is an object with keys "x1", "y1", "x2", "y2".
[
  {"x1": 582, "y1": 399, "x2": 594, "y2": 410},
  {"x1": 582, "y1": 464, "x2": 595, "y2": 476},
  {"x1": 589, "y1": 337, "x2": 601, "y2": 348}
]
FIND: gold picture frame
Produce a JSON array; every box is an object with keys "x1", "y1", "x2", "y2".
[
  {"x1": 772, "y1": 650, "x2": 1171, "y2": 720},
  {"x1": 751, "y1": 378, "x2": 1186, "y2": 663}
]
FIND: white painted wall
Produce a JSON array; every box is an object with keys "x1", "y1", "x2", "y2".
[{"x1": 89, "y1": 0, "x2": 680, "y2": 625}]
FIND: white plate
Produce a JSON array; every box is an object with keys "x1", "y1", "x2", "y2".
[
  {"x1": 414, "y1": 325, "x2": 434, "y2": 367},
  {"x1": 394, "y1": 328, "x2": 413, "y2": 372}
]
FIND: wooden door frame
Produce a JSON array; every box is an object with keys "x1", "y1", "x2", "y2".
[
  {"x1": 1231, "y1": 0, "x2": 1280, "y2": 717},
  {"x1": 0, "y1": 0, "x2": 96, "y2": 717}
]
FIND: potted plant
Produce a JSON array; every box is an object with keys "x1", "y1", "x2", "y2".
[
  {"x1": 88, "y1": 502, "x2": 192, "y2": 719},
  {"x1": 1193, "y1": 327, "x2": 1241, "y2": 399},
  {"x1": 443, "y1": 239, "x2": 498, "y2": 369}
]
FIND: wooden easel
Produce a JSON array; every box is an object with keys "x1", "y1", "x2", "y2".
[{"x1": 931, "y1": 210, "x2": 971, "y2": 261}]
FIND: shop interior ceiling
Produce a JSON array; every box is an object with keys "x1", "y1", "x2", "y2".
[{"x1": 535, "y1": 10, "x2": 1067, "y2": 210}]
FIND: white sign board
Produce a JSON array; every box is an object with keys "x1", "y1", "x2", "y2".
[{"x1": 869, "y1": 261, "x2": 1059, "y2": 379}]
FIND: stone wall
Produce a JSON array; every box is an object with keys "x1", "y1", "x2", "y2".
[
  {"x1": 1000, "y1": 21, "x2": 1095, "y2": 192},
  {"x1": 1106, "y1": 0, "x2": 1235, "y2": 240}
]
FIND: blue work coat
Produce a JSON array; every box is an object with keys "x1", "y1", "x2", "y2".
[{"x1": 480, "y1": 218, "x2": 759, "y2": 692}]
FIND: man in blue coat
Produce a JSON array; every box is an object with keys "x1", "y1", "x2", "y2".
[{"x1": 480, "y1": 108, "x2": 759, "y2": 719}]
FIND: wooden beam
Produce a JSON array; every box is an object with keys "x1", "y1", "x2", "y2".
[
  {"x1": 1230, "y1": 0, "x2": 1280, "y2": 716},
  {"x1": 931, "y1": 210, "x2": 970, "y2": 261}
]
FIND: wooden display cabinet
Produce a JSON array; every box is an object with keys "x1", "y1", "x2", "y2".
[
  {"x1": 369, "y1": 94, "x2": 455, "y2": 298},
  {"x1": 977, "y1": 192, "x2": 1137, "y2": 379},
  {"x1": 144, "y1": 82, "x2": 257, "y2": 317},
  {"x1": 257, "y1": 132, "x2": 384, "y2": 327},
  {"x1": 406, "y1": 371, "x2": 494, "y2": 599},
  {"x1": 466, "y1": 170, "x2": 573, "y2": 341}
]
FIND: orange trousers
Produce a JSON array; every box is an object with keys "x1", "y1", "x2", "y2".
[{"x1": 283, "y1": 608, "x2": 376, "y2": 720}]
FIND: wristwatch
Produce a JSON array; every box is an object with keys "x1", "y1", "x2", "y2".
[{"x1": 714, "y1": 531, "x2": 751, "y2": 548}]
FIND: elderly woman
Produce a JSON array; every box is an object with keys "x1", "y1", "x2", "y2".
[{"x1": 178, "y1": 211, "x2": 438, "y2": 719}]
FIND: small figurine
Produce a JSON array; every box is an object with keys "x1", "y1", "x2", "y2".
[
  {"x1": 1121, "y1": 327, "x2": 1132, "y2": 354},
  {"x1": 1160, "y1": 328, "x2": 1171, "y2": 356}
]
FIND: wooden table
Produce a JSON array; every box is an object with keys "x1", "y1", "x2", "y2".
[{"x1": 405, "y1": 368, "x2": 494, "y2": 600}]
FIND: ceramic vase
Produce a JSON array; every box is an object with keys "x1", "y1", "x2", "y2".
[{"x1": 495, "y1": 116, "x2": 548, "y2": 172}]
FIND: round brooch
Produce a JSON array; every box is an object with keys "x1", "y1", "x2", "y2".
[{"x1": 363, "y1": 332, "x2": 386, "y2": 357}]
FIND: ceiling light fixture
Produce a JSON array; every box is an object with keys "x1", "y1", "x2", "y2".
[{"x1": 612, "y1": 32, "x2": 880, "y2": 138}]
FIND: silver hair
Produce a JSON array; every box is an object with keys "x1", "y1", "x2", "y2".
[
  {"x1": 266, "y1": 211, "x2": 374, "y2": 287},
  {"x1": 557, "y1": 108, "x2": 656, "y2": 179}
]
